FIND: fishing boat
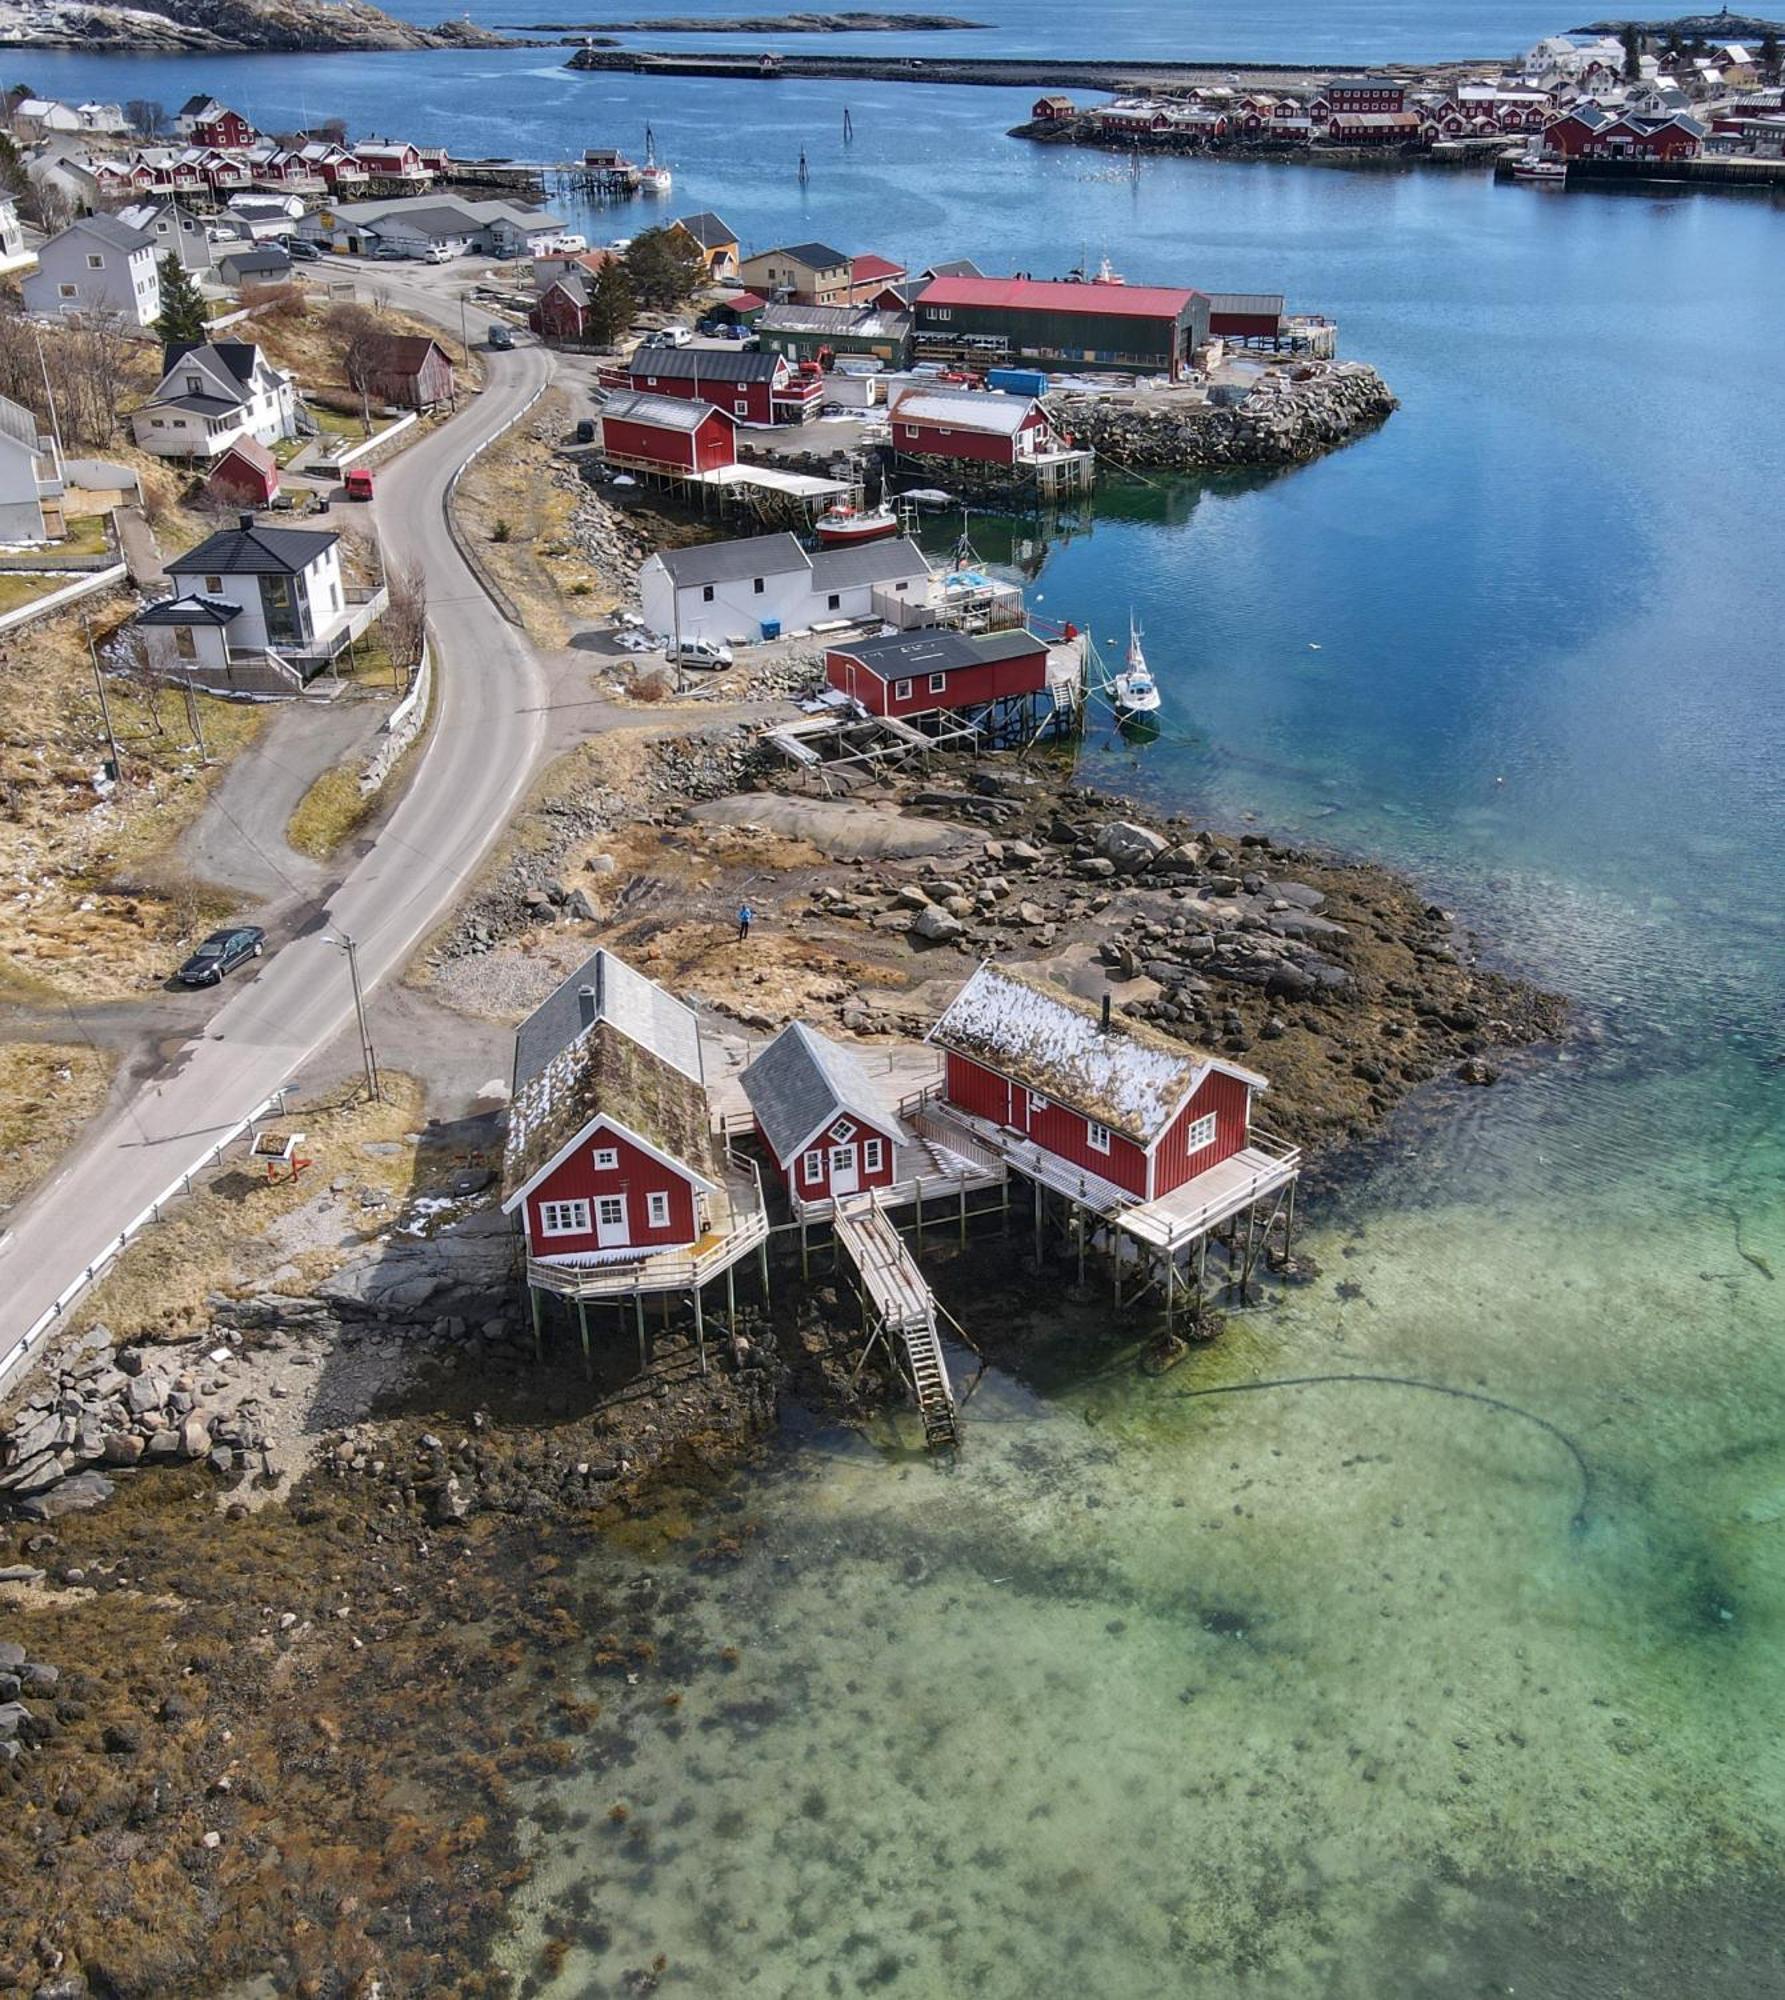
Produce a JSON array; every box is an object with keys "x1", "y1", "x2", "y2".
[
  {"x1": 1512, "y1": 152, "x2": 1566, "y2": 183},
  {"x1": 1112, "y1": 613, "x2": 1161, "y2": 716},
  {"x1": 813, "y1": 498, "x2": 900, "y2": 547}
]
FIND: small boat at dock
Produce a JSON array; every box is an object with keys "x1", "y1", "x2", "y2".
[
  {"x1": 814, "y1": 498, "x2": 900, "y2": 547},
  {"x1": 1112, "y1": 613, "x2": 1161, "y2": 716},
  {"x1": 1512, "y1": 153, "x2": 1566, "y2": 183}
]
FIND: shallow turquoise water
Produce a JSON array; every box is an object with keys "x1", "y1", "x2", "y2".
[{"x1": 20, "y1": 27, "x2": 1785, "y2": 1983}]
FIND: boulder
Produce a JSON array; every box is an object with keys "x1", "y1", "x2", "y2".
[
  {"x1": 1097, "y1": 820, "x2": 1168, "y2": 871},
  {"x1": 17, "y1": 1471, "x2": 114, "y2": 1522},
  {"x1": 102, "y1": 1433, "x2": 145, "y2": 1468},
  {"x1": 179, "y1": 1414, "x2": 213, "y2": 1459},
  {"x1": 909, "y1": 905, "x2": 964, "y2": 943},
  {"x1": 565, "y1": 886, "x2": 601, "y2": 923},
  {"x1": 125, "y1": 1375, "x2": 163, "y2": 1418}
]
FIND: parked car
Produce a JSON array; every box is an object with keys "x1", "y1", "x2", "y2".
[
  {"x1": 177, "y1": 926, "x2": 265, "y2": 987},
  {"x1": 487, "y1": 324, "x2": 514, "y2": 350},
  {"x1": 425, "y1": 242, "x2": 457, "y2": 264},
  {"x1": 283, "y1": 237, "x2": 322, "y2": 262},
  {"x1": 669, "y1": 636, "x2": 734, "y2": 670},
  {"x1": 370, "y1": 243, "x2": 413, "y2": 261},
  {"x1": 574, "y1": 417, "x2": 596, "y2": 443},
  {"x1": 640, "y1": 326, "x2": 693, "y2": 350}
]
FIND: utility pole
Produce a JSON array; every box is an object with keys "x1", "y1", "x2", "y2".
[
  {"x1": 85, "y1": 618, "x2": 123, "y2": 783},
  {"x1": 181, "y1": 671, "x2": 208, "y2": 762},
  {"x1": 332, "y1": 931, "x2": 381, "y2": 1102}
]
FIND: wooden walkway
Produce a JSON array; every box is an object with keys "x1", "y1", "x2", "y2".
[{"x1": 833, "y1": 1191, "x2": 958, "y2": 1449}]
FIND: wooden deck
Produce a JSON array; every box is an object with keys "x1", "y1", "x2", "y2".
[
  {"x1": 1116, "y1": 1135, "x2": 1301, "y2": 1253},
  {"x1": 833, "y1": 1191, "x2": 958, "y2": 1447}
]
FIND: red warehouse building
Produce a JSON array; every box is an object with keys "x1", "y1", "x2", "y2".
[
  {"x1": 740, "y1": 1020, "x2": 907, "y2": 1206},
  {"x1": 827, "y1": 627, "x2": 1049, "y2": 720},
  {"x1": 596, "y1": 390, "x2": 738, "y2": 474},
  {"x1": 192, "y1": 106, "x2": 254, "y2": 149},
  {"x1": 890, "y1": 385, "x2": 1063, "y2": 465},
  {"x1": 502, "y1": 949, "x2": 719, "y2": 1264},
  {"x1": 929, "y1": 962, "x2": 1271, "y2": 1203},
  {"x1": 621, "y1": 345, "x2": 823, "y2": 425}
]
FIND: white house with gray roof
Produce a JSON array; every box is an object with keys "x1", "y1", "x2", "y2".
[
  {"x1": 297, "y1": 193, "x2": 568, "y2": 260},
  {"x1": 117, "y1": 198, "x2": 214, "y2": 272},
  {"x1": 131, "y1": 341, "x2": 297, "y2": 462},
  {"x1": 135, "y1": 515, "x2": 387, "y2": 687},
  {"x1": 22, "y1": 214, "x2": 160, "y2": 325},
  {"x1": 638, "y1": 531, "x2": 931, "y2": 645},
  {"x1": 0, "y1": 394, "x2": 64, "y2": 544}
]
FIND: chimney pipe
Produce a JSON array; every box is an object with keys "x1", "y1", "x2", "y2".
[
  {"x1": 577, "y1": 984, "x2": 596, "y2": 1027},
  {"x1": 1100, "y1": 992, "x2": 1112, "y2": 1035},
  {"x1": 238, "y1": 511, "x2": 255, "y2": 532}
]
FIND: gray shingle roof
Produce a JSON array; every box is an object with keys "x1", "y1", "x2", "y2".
[
  {"x1": 168, "y1": 520, "x2": 338, "y2": 578},
  {"x1": 513, "y1": 947, "x2": 703, "y2": 1093},
  {"x1": 674, "y1": 210, "x2": 738, "y2": 248},
  {"x1": 740, "y1": 1021, "x2": 904, "y2": 1164},
  {"x1": 654, "y1": 531, "x2": 809, "y2": 589},
  {"x1": 808, "y1": 534, "x2": 930, "y2": 589},
  {"x1": 137, "y1": 592, "x2": 243, "y2": 627},
  {"x1": 755, "y1": 241, "x2": 849, "y2": 270},
  {"x1": 599, "y1": 389, "x2": 737, "y2": 432},
  {"x1": 628, "y1": 345, "x2": 783, "y2": 383},
  {"x1": 836, "y1": 626, "x2": 1040, "y2": 680},
  {"x1": 67, "y1": 213, "x2": 154, "y2": 254}
]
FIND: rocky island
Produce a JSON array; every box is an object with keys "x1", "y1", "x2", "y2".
[{"x1": 0, "y1": 0, "x2": 526, "y2": 51}]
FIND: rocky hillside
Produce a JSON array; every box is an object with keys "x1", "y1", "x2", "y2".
[{"x1": 0, "y1": 0, "x2": 524, "y2": 50}]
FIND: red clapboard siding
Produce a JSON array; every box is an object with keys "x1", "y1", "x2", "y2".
[
  {"x1": 829, "y1": 640, "x2": 1048, "y2": 718},
  {"x1": 755, "y1": 1115, "x2": 898, "y2": 1200},
  {"x1": 1153, "y1": 1069, "x2": 1251, "y2": 1197},
  {"x1": 524, "y1": 1125, "x2": 698, "y2": 1257},
  {"x1": 942, "y1": 1051, "x2": 1149, "y2": 1196}
]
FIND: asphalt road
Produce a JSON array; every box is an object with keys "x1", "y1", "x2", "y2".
[{"x1": 0, "y1": 306, "x2": 556, "y2": 1376}]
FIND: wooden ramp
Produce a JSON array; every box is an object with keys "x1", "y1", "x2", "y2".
[{"x1": 833, "y1": 1192, "x2": 958, "y2": 1450}]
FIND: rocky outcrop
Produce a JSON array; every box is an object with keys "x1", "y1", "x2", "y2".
[
  {"x1": 0, "y1": 0, "x2": 526, "y2": 52},
  {"x1": 1051, "y1": 360, "x2": 1398, "y2": 472}
]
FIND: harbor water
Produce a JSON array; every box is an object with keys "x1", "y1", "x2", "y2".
[{"x1": 14, "y1": 20, "x2": 1785, "y2": 1989}]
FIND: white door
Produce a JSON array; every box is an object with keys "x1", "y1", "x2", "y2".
[
  {"x1": 594, "y1": 1194, "x2": 629, "y2": 1247},
  {"x1": 829, "y1": 1145, "x2": 859, "y2": 1196}
]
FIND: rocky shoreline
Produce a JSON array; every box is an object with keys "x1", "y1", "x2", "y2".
[
  {"x1": 0, "y1": 0, "x2": 527, "y2": 52},
  {"x1": 1050, "y1": 360, "x2": 1399, "y2": 472},
  {"x1": 0, "y1": 730, "x2": 1567, "y2": 1995}
]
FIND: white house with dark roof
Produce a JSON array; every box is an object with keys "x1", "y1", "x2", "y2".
[
  {"x1": 0, "y1": 394, "x2": 64, "y2": 544},
  {"x1": 0, "y1": 197, "x2": 31, "y2": 278},
  {"x1": 115, "y1": 198, "x2": 214, "y2": 272},
  {"x1": 130, "y1": 341, "x2": 298, "y2": 461},
  {"x1": 741, "y1": 1021, "x2": 910, "y2": 1205},
  {"x1": 135, "y1": 515, "x2": 386, "y2": 685},
  {"x1": 22, "y1": 215, "x2": 160, "y2": 325},
  {"x1": 638, "y1": 531, "x2": 931, "y2": 644}
]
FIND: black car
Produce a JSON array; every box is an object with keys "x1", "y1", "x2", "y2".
[{"x1": 177, "y1": 926, "x2": 266, "y2": 987}]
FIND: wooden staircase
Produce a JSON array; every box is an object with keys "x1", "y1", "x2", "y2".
[{"x1": 833, "y1": 1192, "x2": 959, "y2": 1450}]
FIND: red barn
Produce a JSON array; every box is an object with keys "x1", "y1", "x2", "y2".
[
  {"x1": 530, "y1": 274, "x2": 592, "y2": 343},
  {"x1": 740, "y1": 1020, "x2": 906, "y2": 1205},
  {"x1": 204, "y1": 436, "x2": 279, "y2": 509},
  {"x1": 1033, "y1": 94, "x2": 1078, "y2": 119},
  {"x1": 890, "y1": 385, "x2": 1062, "y2": 465},
  {"x1": 827, "y1": 627, "x2": 1049, "y2": 719},
  {"x1": 192, "y1": 106, "x2": 254, "y2": 149},
  {"x1": 597, "y1": 390, "x2": 738, "y2": 474},
  {"x1": 621, "y1": 345, "x2": 823, "y2": 426},
  {"x1": 501, "y1": 949, "x2": 719, "y2": 1265},
  {"x1": 930, "y1": 963, "x2": 1269, "y2": 1203},
  {"x1": 359, "y1": 333, "x2": 456, "y2": 410}
]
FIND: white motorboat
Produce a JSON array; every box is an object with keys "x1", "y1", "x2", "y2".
[
  {"x1": 1112, "y1": 613, "x2": 1161, "y2": 715},
  {"x1": 814, "y1": 498, "x2": 900, "y2": 546},
  {"x1": 1512, "y1": 153, "x2": 1566, "y2": 183},
  {"x1": 639, "y1": 164, "x2": 673, "y2": 194}
]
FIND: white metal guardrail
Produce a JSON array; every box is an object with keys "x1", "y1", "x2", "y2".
[{"x1": 0, "y1": 1085, "x2": 288, "y2": 1398}]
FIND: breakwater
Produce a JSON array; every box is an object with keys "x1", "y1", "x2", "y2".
[
  {"x1": 1051, "y1": 360, "x2": 1398, "y2": 472},
  {"x1": 563, "y1": 45, "x2": 1370, "y2": 85}
]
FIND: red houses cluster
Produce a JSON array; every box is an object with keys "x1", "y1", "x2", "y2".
[{"x1": 504, "y1": 949, "x2": 1283, "y2": 1269}]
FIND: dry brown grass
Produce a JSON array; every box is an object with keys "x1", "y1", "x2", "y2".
[
  {"x1": 71, "y1": 1075, "x2": 428, "y2": 1342},
  {"x1": 286, "y1": 763, "x2": 375, "y2": 860},
  {"x1": 250, "y1": 288, "x2": 476, "y2": 415},
  {"x1": 0, "y1": 597, "x2": 269, "y2": 1001},
  {"x1": 451, "y1": 388, "x2": 605, "y2": 646},
  {"x1": 0, "y1": 1039, "x2": 114, "y2": 1209}
]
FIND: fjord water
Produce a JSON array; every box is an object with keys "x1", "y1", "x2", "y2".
[{"x1": 20, "y1": 31, "x2": 1785, "y2": 1988}]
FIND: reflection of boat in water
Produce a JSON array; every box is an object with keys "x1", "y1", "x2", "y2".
[
  {"x1": 899, "y1": 487, "x2": 952, "y2": 510},
  {"x1": 814, "y1": 497, "x2": 899, "y2": 546},
  {"x1": 1112, "y1": 613, "x2": 1161, "y2": 715}
]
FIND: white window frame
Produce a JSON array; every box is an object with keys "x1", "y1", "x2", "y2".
[
  {"x1": 862, "y1": 1136, "x2": 884, "y2": 1173},
  {"x1": 831, "y1": 1118, "x2": 857, "y2": 1143},
  {"x1": 928, "y1": 672, "x2": 948, "y2": 693},
  {"x1": 539, "y1": 1198, "x2": 590, "y2": 1236},
  {"x1": 1184, "y1": 1111, "x2": 1218, "y2": 1154},
  {"x1": 1087, "y1": 1120, "x2": 1112, "y2": 1154},
  {"x1": 801, "y1": 1148, "x2": 825, "y2": 1184},
  {"x1": 646, "y1": 1189, "x2": 671, "y2": 1229},
  {"x1": 593, "y1": 1145, "x2": 619, "y2": 1171},
  {"x1": 893, "y1": 677, "x2": 914, "y2": 701}
]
